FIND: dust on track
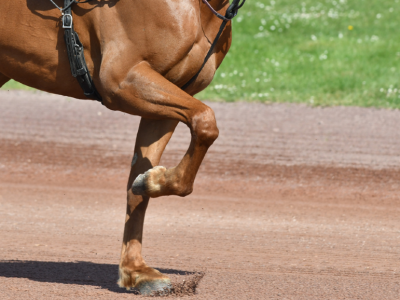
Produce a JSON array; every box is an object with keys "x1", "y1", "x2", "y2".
[{"x1": 0, "y1": 91, "x2": 399, "y2": 299}]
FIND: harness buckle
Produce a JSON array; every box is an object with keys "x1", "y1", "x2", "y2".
[{"x1": 62, "y1": 14, "x2": 73, "y2": 29}]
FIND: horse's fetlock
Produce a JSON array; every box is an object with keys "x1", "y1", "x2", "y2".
[
  {"x1": 180, "y1": 186, "x2": 193, "y2": 197},
  {"x1": 174, "y1": 185, "x2": 193, "y2": 197},
  {"x1": 168, "y1": 174, "x2": 193, "y2": 197}
]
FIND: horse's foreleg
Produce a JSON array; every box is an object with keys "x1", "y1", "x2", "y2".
[
  {"x1": 0, "y1": 74, "x2": 10, "y2": 87},
  {"x1": 131, "y1": 104, "x2": 219, "y2": 198},
  {"x1": 118, "y1": 117, "x2": 178, "y2": 294},
  {"x1": 101, "y1": 61, "x2": 219, "y2": 198},
  {"x1": 132, "y1": 119, "x2": 217, "y2": 197}
]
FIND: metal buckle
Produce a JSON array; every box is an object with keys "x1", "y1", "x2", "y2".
[{"x1": 62, "y1": 14, "x2": 73, "y2": 29}]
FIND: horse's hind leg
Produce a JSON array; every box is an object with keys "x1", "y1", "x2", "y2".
[
  {"x1": 0, "y1": 73, "x2": 10, "y2": 87},
  {"x1": 118, "y1": 117, "x2": 178, "y2": 294},
  {"x1": 102, "y1": 61, "x2": 219, "y2": 199}
]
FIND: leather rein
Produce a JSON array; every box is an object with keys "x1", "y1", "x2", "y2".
[{"x1": 49, "y1": 0, "x2": 246, "y2": 103}]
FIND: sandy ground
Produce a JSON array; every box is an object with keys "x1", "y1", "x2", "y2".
[{"x1": 0, "y1": 90, "x2": 399, "y2": 299}]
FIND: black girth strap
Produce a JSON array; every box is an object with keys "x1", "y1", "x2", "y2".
[
  {"x1": 181, "y1": 0, "x2": 246, "y2": 91},
  {"x1": 62, "y1": 0, "x2": 102, "y2": 103}
]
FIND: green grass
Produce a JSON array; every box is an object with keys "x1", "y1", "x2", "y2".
[
  {"x1": 3, "y1": 0, "x2": 400, "y2": 108},
  {"x1": 197, "y1": 0, "x2": 400, "y2": 108},
  {"x1": 2, "y1": 80, "x2": 34, "y2": 91}
]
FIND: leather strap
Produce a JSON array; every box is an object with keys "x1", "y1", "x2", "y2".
[
  {"x1": 62, "y1": 0, "x2": 102, "y2": 103},
  {"x1": 181, "y1": 0, "x2": 246, "y2": 91},
  {"x1": 181, "y1": 19, "x2": 228, "y2": 91}
]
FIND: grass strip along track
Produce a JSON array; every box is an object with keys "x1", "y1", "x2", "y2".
[
  {"x1": 198, "y1": 0, "x2": 400, "y2": 108},
  {"x1": 3, "y1": 0, "x2": 400, "y2": 108}
]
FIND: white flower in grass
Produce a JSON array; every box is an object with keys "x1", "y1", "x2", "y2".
[
  {"x1": 270, "y1": 25, "x2": 276, "y2": 31},
  {"x1": 311, "y1": 35, "x2": 317, "y2": 41},
  {"x1": 338, "y1": 32, "x2": 343, "y2": 38},
  {"x1": 221, "y1": 73, "x2": 226, "y2": 78},
  {"x1": 371, "y1": 35, "x2": 379, "y2": 42},
  {"x1": 376, "y1": 14, "x2": 382, "y2": 19}
]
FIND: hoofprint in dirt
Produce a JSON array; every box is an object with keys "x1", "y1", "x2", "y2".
[{"x1": 0, "y1": 91, "x2": 399, "y2": 299}]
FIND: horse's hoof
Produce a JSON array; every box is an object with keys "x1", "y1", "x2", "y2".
[
  {"x1": 136, "y1": 278, "x2": 172, "y2": 296},
  {"x1": 131, "y1": 166, "x2": 166, "y2": 197},
  {"x1": 132, "y1": 172, "x2": 147, "y2": 195}
]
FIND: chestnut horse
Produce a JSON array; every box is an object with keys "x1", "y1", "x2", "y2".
[{"x1": 0, "y1": 0, "x2": 239, "y2": 294}]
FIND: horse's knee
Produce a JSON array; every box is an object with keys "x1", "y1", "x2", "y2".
[{"x1": 192, "y1": 106, "x2": 219, "y2": 147}]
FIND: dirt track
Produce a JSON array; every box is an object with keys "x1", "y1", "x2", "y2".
[{"x1": 0, "y1": 90, "x2": 399, "y2": 299}]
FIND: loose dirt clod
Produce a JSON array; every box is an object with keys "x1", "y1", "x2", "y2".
[{"x1": 151, "y1": 272, "x2": 205, "y2": 297}]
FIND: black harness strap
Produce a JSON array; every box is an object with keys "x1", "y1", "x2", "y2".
[
  {"x1": 181, "y1": 19, "x2": 228, "y2": 91},
  {"x1": 62, "y1": 0, "x2": 102, "y2": 103},
  {"x1": 181, "y1": 0, "x2": 246, "y2": 91}
]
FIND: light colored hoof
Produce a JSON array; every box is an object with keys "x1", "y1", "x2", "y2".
[
  {"x1": 136, "y1": 278, "x2": 172, "y2": 296},
  {"x1": 131, "y1": 166, "x2": 166, "y2": 197}
]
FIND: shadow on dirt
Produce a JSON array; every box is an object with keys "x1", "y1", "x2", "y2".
[{"x1": 0, "y1": 260, "x2": 199, "y2": 294}]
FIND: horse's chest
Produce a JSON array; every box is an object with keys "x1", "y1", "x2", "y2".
[
  {"x1": 185, "y1": 53, "x2": 217, "y2": 94},
  {"x1": 165, "y1": 41, "x2": 218, "y2": 95}
]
